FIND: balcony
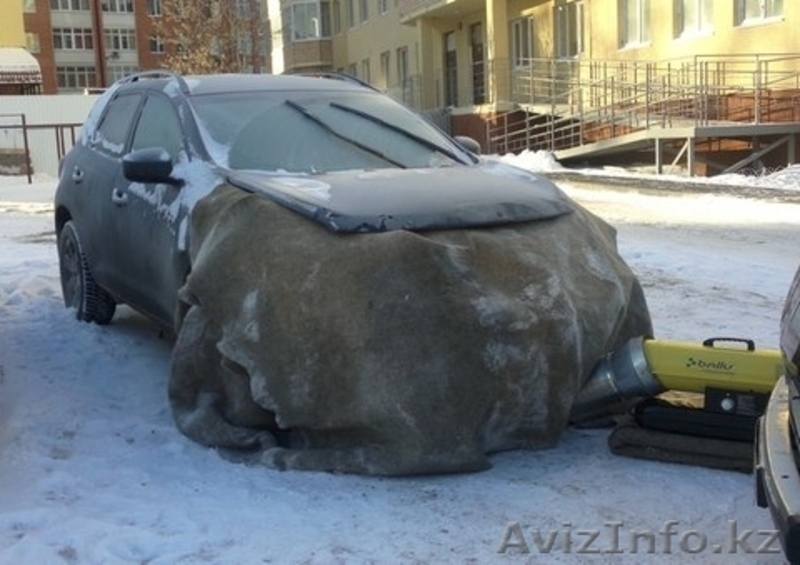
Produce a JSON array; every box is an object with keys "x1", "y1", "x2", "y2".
[
  {"x1": 399, "y1": 0, "x2": 484, "y2": 24},
  {"x1": 283, "y1": 39, "x2": 334, "y2": 74}
]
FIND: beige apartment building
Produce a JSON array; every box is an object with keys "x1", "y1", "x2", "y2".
[
  {"x1": 8, "y1": 0, "x2": 800, "y2": 172},
  {"x1": 279, "y1": 0, "x2": 800, "y2": 172}
]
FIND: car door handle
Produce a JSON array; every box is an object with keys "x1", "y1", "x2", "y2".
[
  {"x1": 111, "y1": 188, "x2": 129, "y2": 206},
  {"x1": 71, "y1": 166, "x2": 84, "y2": 183}
]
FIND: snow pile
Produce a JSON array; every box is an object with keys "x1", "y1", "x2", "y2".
[{"x1": 1, "y1": 162, "x2": 798, "y2": 563}]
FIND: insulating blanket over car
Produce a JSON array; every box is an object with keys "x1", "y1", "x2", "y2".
[{"x1": 169, "y1": 183, "x2": 652, "y2": 475}]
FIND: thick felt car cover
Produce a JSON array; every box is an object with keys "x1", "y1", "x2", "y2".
[
  {"x1": 608, "y1": 395, "x2": 755, "y2": 473},
  {"x1": 168, "y1": 183, "x2": 652, "y2": 475}
]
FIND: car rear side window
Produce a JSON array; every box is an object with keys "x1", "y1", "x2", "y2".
[
  {"x1": 92, "y1": 93, "x2": 142, "y2": 157},
  {"x1": 131, "y1": 95, "x2": 184, "y2": 162}
]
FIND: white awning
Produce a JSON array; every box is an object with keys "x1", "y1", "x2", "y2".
[{"x1": 0, "y1": 47, "x2": 42, "y2": 85}]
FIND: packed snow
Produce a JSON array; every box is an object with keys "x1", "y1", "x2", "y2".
[{"x1": 1, "y1": 156, "x2": 799, "y2": 564}]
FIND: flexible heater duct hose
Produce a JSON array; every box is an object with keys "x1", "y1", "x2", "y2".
[{"x1": 570, "y1": 336, "x2": 785, "y2": 423}]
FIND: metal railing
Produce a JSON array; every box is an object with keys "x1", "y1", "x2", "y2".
[
  {"x1": 0, "y1": 114, "x2": 32, "y2": 183},
  {"x1": 488, "y1": 53, "x2": 800, "y2": 155},
  {"x1": 0, "y1": 115, "x2": 82, "y2": 183}
]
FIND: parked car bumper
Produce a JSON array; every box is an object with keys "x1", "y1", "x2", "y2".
[{"x1": 755, "y1": 374, "x2": 800, "y2": 564}]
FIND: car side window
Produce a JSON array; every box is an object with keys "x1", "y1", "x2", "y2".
[
  {"x1": 92, "y1": 93, "x2": 142, "y2": 157},
  {"x1": 130, "y1": 95, "x2": 184, "y2": 163}
]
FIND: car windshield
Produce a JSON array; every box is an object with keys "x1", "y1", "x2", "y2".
[{"x1": 189, "y1": 89, "x2": 474, "y2": 172}]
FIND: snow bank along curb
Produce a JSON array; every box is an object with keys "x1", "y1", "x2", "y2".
[{"x1": 543, "y1": 170, "x2": 800, "y2": 204}]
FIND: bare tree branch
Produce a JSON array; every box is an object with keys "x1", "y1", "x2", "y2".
[{"x1": 152, "y1": 0, "x2": 269, "y2": 74}]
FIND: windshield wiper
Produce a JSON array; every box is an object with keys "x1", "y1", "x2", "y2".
[
  {"x1": 284, "y1": 100, "x2": 406, "y2": 169},
  {"x1": 329, "y1": 102, "x2": 475, "y2": 164}
]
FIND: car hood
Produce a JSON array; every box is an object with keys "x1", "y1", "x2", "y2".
[{"x1": 227, "y1": 161, "x2": 574, "y2": 233}]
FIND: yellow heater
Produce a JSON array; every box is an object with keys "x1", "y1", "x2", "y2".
[
  {"x1": 571, "y1": 336, "x2": 785, "y2": 423},
  {"x1": 643, "y1": 338, "x2": 784, "y2": 395}
]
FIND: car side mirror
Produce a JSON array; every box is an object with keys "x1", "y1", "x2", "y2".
[
  {"x1": 454, "y1": 135, "x2": 482, "y2": 155},
  {"x1": 123, "y1": 147, "x2": 183, "y2": 186}
]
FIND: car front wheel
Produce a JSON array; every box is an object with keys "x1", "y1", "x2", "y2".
[{"x1": 58, "y1": 220, "x2": 116, "y2": 324}]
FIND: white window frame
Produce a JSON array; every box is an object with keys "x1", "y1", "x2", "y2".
[
  {"x1": 283, "y1": 1, "x2": 332, "y2": 43},
  {"x1": 332, "y1": 0, "x2": 341, "y2": 34},
  {"x1": 674, "y1": 0, "x2": 713, "y2": 37},
  {"x1": 53, "y1": 27, "x2": 95, "y2": 51},
  {"x1": 108, "y1": 65, "x2": 139, "y2": 82},
  {"x1": 56, "y1": 65, "x2": 97, "y2": 90},
  {"x1": 104, "y1": 28, "x2": 138, "y2": 52},
  {"x1": 511, "y1": 17, "x2": 533, "y2": 68},
  {"x1": 735, "y1": 0, "x2": 783, "y2": 26},
  {"x1": 379, "y1": 50, "x2": 390, "y2": 88},
  {"x1": 148, "y1": 0, "x2": 162, "y2": 16},
  {"x1": 396, "y1": 46, "x2": 408, "y2": 86},
  {"x1": 347, "y1": 0, "x2": 355, "y2": 28},
  {"x1": 360, "y1": 58, "x2": 370, "y2": 83},
  {"x1": 555, "y1": 1, "x2": 584, "y2": 58},
  {"x1": 50, "y1": 0, "x2": 90, "y2": 10},
  {"x1": 26, "y1": 33, "x2": 41, "y2": 53},
  {"x1": 102, "y1": 0, "x2": 134, "y2": 13},
  {"x1": 619, "y1": 0, "x2": 650, "y2": 48},
  {"x1": 149, "y1": 36, "x2": 165, "y2": 53}
]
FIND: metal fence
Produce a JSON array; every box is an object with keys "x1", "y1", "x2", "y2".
[
  {"x1": 488, "y1": 53, "x2": 800, "y2": 155},
  {"x1": 0, "y1": 94, "x2": 98, "y2": 180}
]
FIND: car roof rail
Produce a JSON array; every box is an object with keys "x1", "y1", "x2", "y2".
[
  {"x1": 298, "y1": 71, "x2": 379, "y2": 92},
  {"x1": 116, "y1": 71, "x2": 190, "y2": 95}
]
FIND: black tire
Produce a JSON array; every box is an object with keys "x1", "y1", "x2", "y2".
[{"x1": 57, "y1": 220, "x2": 116, "y2": 324}]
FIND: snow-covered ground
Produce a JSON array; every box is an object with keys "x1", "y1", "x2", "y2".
[{"x1": 1, "y1": 159, "x2": 798, "y2": 564}]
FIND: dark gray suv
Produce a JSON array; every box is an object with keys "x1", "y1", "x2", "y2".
[{"x1": 55, "y1": 71, "x2": 572, "y2": 331}]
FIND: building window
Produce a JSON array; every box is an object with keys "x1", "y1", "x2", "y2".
[
  {"x1": 53, "y1": 28, "x2": 94, "y2": 50},
  {"x1": 282, "y1": 1, "x2": 331, "y2": 43},
  {"x1": 510, "y1": 17, "x2": 533, "y2": 67},
  {"x1": 56, "y1": 65, "x2": 97, "y2": 89},
  {"x1": 396, "y1": 46, "x2": 410, "y2": 104},
  {"x1": 108, "y1": 65, "x2": 139, "y2": 82},
  {"x1": 23, "y1": 0, "x2": 37, "y2": 13},
  {"x1": 236, "y1": 36, "x2": 251, "y2": 55},
  {"x1": 470, "y1": 23, "x2": 485, "y2": 104},
  {"x1": 379, "y1": 50, "x2": 390, "y2": 89},
  {"x1": 50, "y1": 0, "x2": 90, "y2": 10},
  {"x1": 735, "y1": 0, "x2": 783, "y2": 25},
  {"x1": 443, "y1": 31, "x2": 457, "y2": 106},
  {"x1": 619, "y1": 0, "x2": 650, "y2": 47},
  {"x1": 148, "y1": 0, "x2": 162, "y2": 16},
  {"x1": 360, "y1": 58, "x2": 370, "y2": 83},
  {"x1": 26, "y1": 33, "x2": 41, "y2": 53},
  {"x1": 332, "y1": 0, "x2": 341, "y2": 33},
  {"x1": 102, "y1": 0, "x2": 134, "y2": 13},
  {"x1": 235, "y1": 0, "x2": 253, "y2": 16},
  {"x1": 346, "y1": 0, "x2": 355, "y2": 27},
  {"x1": 149, "y1": 36, "x2": 165, "y2": 53},
  {"x1": 396, "y1": 46, "x2": 408, "y2": 84},
  {"x1": 674, "y1": 0, "x2": 713, "y2": 36},
  {"x1": 555, "y1": 1, "x2": 584, "y2": 57},
  {"x1": 104, "y1": 28, "x2": 138, "y2": 51},
  {"x1": 378, "y1": 0, "x2": 388, "y2": 14},
  {"x1": 359, "y1": 0, "x2": 368, "y2": 22},
  {"x1": 347, "y1": 63, "x2": 357, "y2": 77}
]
